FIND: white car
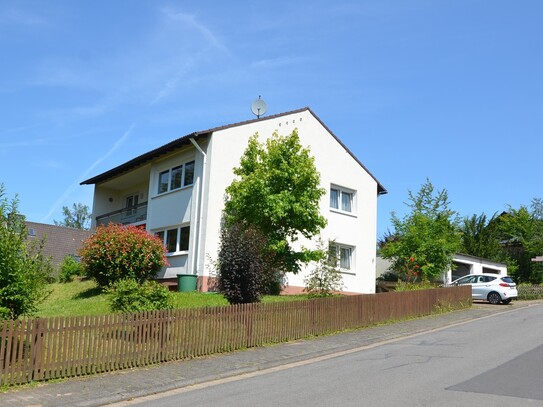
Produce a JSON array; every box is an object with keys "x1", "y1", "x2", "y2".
[{"x1": 450, "y1": 274, "x2": 518, "y2": 305}]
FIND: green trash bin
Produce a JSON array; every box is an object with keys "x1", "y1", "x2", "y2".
[{"x1": 177, "y1": 274, "x2": 197, "y2": 292}]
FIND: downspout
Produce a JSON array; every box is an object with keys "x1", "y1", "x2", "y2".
[{"x1": 190, "y1": 138, "x2": 207, "y2": 286}]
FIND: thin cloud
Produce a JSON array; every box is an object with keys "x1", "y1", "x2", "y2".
[
  {"x1": 0, "y1": 7, "x2": 49, "y2": 28},
  {"x1": 250, "y1": 56, "x2": 306, "y2": 70},
  {"x1": 161, "y1": 8, "x2": 230, "y2": 55},
  {"x1": 41, "y1": 123, "x2": 135, "y2": 222},
  {"x1": 0, "y1": 123, "x2": 40, "y2": 136}
]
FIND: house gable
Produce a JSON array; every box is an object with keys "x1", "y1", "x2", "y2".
[{"x1": 80, "y1": 107, "x2": 386, "y2": 195}]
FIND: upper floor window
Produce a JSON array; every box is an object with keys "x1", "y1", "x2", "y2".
[
  {"x1": 330, "y1": 185, "x2": 355, "y2": 214},
  {"x1": 157, "y1": 161, "x2": 195, "y2": 195}
]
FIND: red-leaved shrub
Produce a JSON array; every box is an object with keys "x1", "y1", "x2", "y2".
[{"x1": 79, "y1": 224, "x2": 168, "y2": 288}]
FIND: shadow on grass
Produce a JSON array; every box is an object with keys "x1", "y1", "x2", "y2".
[{"x1": 73, "y1": 286, "x2": 104, "y2": 299}]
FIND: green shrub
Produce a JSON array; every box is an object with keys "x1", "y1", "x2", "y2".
[
  {"x1": 79, "y1": 224, "x2": 167, "y2": 288},
  {"x1": 59, "y1": 255, "x2": 84, "y2": 283},
  {"x1": 304, "y1": 239, "x2": 343, "y2": 298},
  {"x1": 0, "y1": 185, "x2": 52, "y2": 319},
  {"x1": 107, "y1": 278, "x2": 173, "y2": 313},
  {"x1": 394, "y1": 281, "x2": 438, "y2": 291},
  {"x1": 517, "y1": 284, "x2": 543, "y2": 300}
]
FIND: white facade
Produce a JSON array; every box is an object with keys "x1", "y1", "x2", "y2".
[
  {"x1": 447, "y1": 253, "x2": 508, "y2": 283},
  {"x1": 82, "y1": 108, "x2": 386, "y2": 294}
]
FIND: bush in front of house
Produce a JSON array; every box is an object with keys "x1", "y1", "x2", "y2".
[
  {"x1": 107, "y1": 278, "x2": 173, "y2": 313},
  {"x1": 79, "y1": 224, "x2": 168, "y2": 288},
  {"x1": 303, "y1": 239, "x2": 343, "y2": 298},
  {"x1": 217, "y1": 223, "x2": 270, "y2": 304},
  {"x1": 59, "y1": 255, "x2": 85, "y2": 283}
]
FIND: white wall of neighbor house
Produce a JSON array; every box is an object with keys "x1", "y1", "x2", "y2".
[
  {"x1": 447, "y1": 254, "x2": 508, "y2": 283},
  {"x1": 201, "y1": 110, "x2": 379, "y2": 294},
  {"x1": 377, "y1": 254, "x2": 508, "y2": 285}
]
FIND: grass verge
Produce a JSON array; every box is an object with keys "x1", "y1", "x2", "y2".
[{"x1": 36, "y1": 279, "x2": 310, "y2": 317}]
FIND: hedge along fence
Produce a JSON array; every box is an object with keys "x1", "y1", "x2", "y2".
[
  {"x1": 0, "y1": 286, "x2": 470, "y2": 386},
  {"x1": 517, "y1": 284, "x2": 543, "y2": 300}
]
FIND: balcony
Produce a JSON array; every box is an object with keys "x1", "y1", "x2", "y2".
[{"x1": 96, "y1": 202, "x2": 148, "y2": 227}]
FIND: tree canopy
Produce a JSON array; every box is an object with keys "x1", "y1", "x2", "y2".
[
  {"x1": 54, "y1": 203, "x2": 91, "y2": 230},
  {"x1": 497, "y1": 200, "x2": 543, "y2": 283},
  {"x1": 224, "y1": 130, "x2": 327, "y2": 275},
  {"x1": 0, "y1": 184, "x2": 52, "y2": 319},
  {"x1": 380, "y1": 179, "x2": 461, "y2": 282}
]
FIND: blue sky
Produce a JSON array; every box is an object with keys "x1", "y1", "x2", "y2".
[{"x1": 1, "y1": 0, "x2": 541, "y2": 238}]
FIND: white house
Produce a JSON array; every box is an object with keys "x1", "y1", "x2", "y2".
[{"x1": 81, "y1": 107, "x2": 387, "y2": 294}]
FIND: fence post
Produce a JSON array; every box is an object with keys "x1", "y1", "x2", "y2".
[{"x1": 30, "y1": 318, "x2": 45, "y2": 381}]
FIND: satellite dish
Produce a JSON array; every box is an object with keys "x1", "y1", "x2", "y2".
[{"x1": 251, "y1": 96, "x2": 267, "y2": 118}]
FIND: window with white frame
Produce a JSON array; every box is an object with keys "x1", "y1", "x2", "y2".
[
  {"x1": 124, "y1": 194, "x2": 139, "y2": 216},
  {"x1": 330, "y1": 185, "x2": 355, "y2": 213},
  {"x1": 156, "y1": 225, "x2": 190, "y2": 254},
  {"x1": 157, "y1": 161, "x2": 195, "y2": 195},
  {"x1": 329, "y1": 243, "x2": 354, "y2": 271}
]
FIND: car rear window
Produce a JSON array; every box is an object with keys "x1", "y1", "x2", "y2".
[{"x1": 501, "y1": 277, "x2": 515, "y2": 283}]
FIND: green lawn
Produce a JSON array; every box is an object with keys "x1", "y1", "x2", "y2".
[{"x1": 35, "y1": 279, "x2": 309, "y2": 318}]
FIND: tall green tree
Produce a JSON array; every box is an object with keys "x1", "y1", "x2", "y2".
[
  {"x1": 380, "y1": 179, "x2": 461, "y2": 282},
  {"x1": 224, "y1": 130, "x2": 327, "y2": 276},
  {"x1": 54, "y1": 203, "x2": 91, "y2": 230},
  {"x1": 498, "y1": 199, "x2": 543, "y2": 283},
  {"x1": 459, "y1": 212, "x2": 518, "y2": 276},
  {"x1": 0, "y1": 184, "x2": 52, "y2": 319},
  {"x1": 460, "y1": 213, "x2": 503, "y2": 259}
]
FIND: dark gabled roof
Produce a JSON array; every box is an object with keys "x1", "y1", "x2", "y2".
[
  {"x1": 81, "y1": 107, "x2": 387, "y2": 194},
  {"x1": 25, "y1": 221, "x2": 91, "y2": 267}
]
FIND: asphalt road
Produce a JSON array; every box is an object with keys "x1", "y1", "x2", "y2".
[{"x1": 116, "y1": 303, "x2": 543, "y2": 407}]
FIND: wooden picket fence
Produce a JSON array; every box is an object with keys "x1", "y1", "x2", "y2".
[{"x1": 0, "y1": 286, "x2": 470, "y2": 386}]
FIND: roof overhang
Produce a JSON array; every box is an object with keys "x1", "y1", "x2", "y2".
[{"x1": 80, "y1": 107, "x2": 387, "y2": 195}]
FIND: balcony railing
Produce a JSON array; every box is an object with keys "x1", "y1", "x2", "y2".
[{"x1": 96, "y1": 202, "x2": 148, "y2": 226}]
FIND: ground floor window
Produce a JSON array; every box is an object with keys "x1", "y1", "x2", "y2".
[
  {"x1": 155, "y1": 225, "x2": 190, "y2": 254},
  {"x1": 329, "y1": 243, "x2": 354, "y2": 272}
]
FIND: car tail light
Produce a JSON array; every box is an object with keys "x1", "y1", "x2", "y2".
[{"x1": 499, "y1": 283, "x2": 510, "y2": 287}]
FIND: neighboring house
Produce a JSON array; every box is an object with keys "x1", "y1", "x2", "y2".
[
  {"x1": 376, "y1": 253, "x2": 508, "y2": 285},
  {"x1": 448, "y1": 253, "x2": 507, "y2": 282},
  {"x1": 81, "y1": 107, "x2": 387, "y2": 294},
  {"x1": 25, "y1": 221, "x2": 91, "y2": 269}
]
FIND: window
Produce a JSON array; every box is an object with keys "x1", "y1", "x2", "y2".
[
  {"x1": 156, "y1": 226, "x2": 190, "y2": 254},
  {"x1": 125, "y1": 194, "x2": 139, "y2": 216},
  {"x1": 170, "y1": 165, "x2": 183, "y2": 190},
  {"x1": 329, "y1": 243, "x2": 354, "y2": 271},
  {"x1": 330, "y1": 185, "x2": 355, "y2": 213},
  {"x1": 158, "y1": 171, "x2": 169, "y2": 194},
  {"x1": 157, "y1": 161, "x2": 195, "y2": 194}
]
